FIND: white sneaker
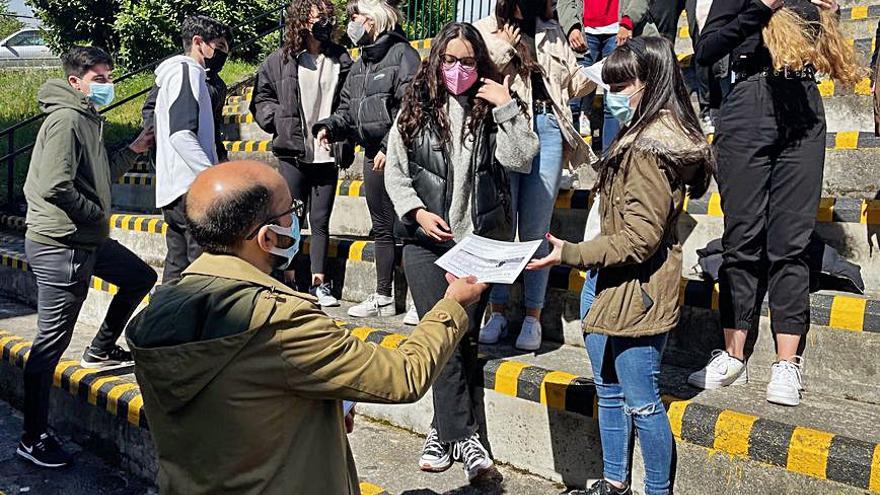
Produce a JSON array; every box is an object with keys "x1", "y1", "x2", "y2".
[
  {"x1": 347, "y1": 294, "x2": 396, "y2": 318},
  {"x1": 419, "y1": 428, "x2": 453, "y2": 472},
  {"x1": 478, "y1": 313, "x2": 508, "y2": 345},
  {"x1": 515, "y1": 316, "x2": 542, "y2": 351},
  {"x1": 766, "y1": 358, "x2": 805, "y2": 407},
  {"x1": 456, "y1": 433, "x2": 495, "y2": 483},
  {"x1": 312, "y1": 283, "x2": 339, "y2": 307},
  {"x1": 579, "y1": 112, "x2": 591, "y2": 137},
  {"x1": 687, "y1": 350, "x2": 748, "y2": 390},
  {"x1": 403, "y1": 305, "x2": 419, "y2": 326}
]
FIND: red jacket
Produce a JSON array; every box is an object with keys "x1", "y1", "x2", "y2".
[{"x1": 583, "y1": 0, "x2": 633, "y2": 30}]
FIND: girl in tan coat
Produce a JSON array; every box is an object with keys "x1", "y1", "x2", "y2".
[{"x1": 529, "y1": 37, "x2": 714, "y2": 495}]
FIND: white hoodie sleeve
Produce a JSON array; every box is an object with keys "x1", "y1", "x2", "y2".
[{"x1": 166, "y1": 62, "x2": 214, "y2": 173}]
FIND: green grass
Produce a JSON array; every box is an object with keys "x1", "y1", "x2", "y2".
[{"x1": 0, "y1": 59, "x2": 258, "y2": 208}]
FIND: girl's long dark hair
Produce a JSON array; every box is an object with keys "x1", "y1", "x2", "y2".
[
  {"x1": 283, "y1": 0, "x2": 335, "y2": 63},
  {"x1": 601, "y1": 36, "x2": 713, "y2": 198},
  {"x1": 493, "y1": 0, "x2": 544, "y2": 77},
  {"x1": 397, "y1": 22, "x2": 500, "y2": 146}
]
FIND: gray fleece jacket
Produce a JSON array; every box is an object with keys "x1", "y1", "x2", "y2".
[{"x1": 386, "y1": 96, "x2": 539, "y2": 242}]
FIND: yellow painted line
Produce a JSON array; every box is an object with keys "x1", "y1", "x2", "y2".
[
  {"x1": 106, "y1": 383, "x2": 139, "y2": 415},
  {"x1": 707, "y1": 193, "x2": 723, "y2": 217},
  {"x1": 834, "y1": 131, "x2": 860, "y2": 150},
  {"x1": 9, "y1": 341, "x2": 29, "y2": 361},
  {"x1": 711, "y1": 282, "x2": 720, "y2": 311},
  {"x1": 493, "y1": 361, "x2": 530, "y2": 397},
  {"x1": 88, "y1": 376, "x2": 124, "y2": 405},
  {"x1": 52, "y1": 360, "x2": 79, "y2": 388},
  {"x1": 851, "y1": 5, "x2": 869, "y2": 19},
  {"x1": 818, "y1": 79, "x2": 835, "y2": 97},
  {"x1": 350, "y1": 326, "x2": 375, "y2": 341},
  {"x1": 816, "y1": 198, "x2": 835, "y2": 223},
  {"x1": 127, "y1": 394, "x2": 144, "y2": 426},
  {"x1": 379, "y1": 333, "x2": 406, "y2": 349},
  {"x1": 855, "y1": 77, "x2": 873, "y2": 95},
  {"x1": 568, "y1": 269, "x2": 586, "y2": 293},
  {"x1": 714, "y1": 410, "x2": 758, "y2": 458},
  {"x1": 134, "y1": 216, "x2": 146, "y2": 232},
  {"x1": 67, "y1": 368, "x2": 99, "y2": 396},
  {"x1": 359, "y1": 482, "x2": 386, "y2": 495},
  {"x1": 787, "y1": 426, "x2": 834, "y2": 479},
  {"x1": 0, "y1": 335, "x2": 24, "y2": 356},
  {"x1": 148, "y1": 218, "x2": 161, "y2": 234},
  {"x1": 350, "y1": 180, "x2": 363, "y2": 197},
  {"x1": 349, "y1": 241, "x2": 367, "y2": 262},
  {"x1": 667, "y1": 400, "x2": 689, "y2": 439},
  {"x1": 540, "y1": 370, "x2": 577, "y2": 410},
  {"x1": 870, "y1": 443, "x2": 880, "y2": 492},
  {"x1": 828, "y1": 296, "x2": 867, "y2": 332}
]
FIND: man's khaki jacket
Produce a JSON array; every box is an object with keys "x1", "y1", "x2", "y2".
[{"x1": 126, "y1": 253, "x2": 469, "y2": 494}]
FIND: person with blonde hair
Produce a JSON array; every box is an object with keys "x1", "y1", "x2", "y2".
[
  {"x1": 315, "y1": 0, "x2": 420, "y2": 319},
  {"x1": 689, "y1": 0, "x2": 861, "y2": 406}
]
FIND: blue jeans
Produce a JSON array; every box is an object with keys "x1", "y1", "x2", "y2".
[
  {"x1": 490, "y1": 112, "x2": 564, "y2": 310},
  {"x1": 571, "y1": 33, "x2": 620, "y2": 152},
  {"x1": 579, "y1": 269, "x2": 599, "y2": 319},
  {"x1": 583, "y1": 328, "x2": 673, "y2": 495}
]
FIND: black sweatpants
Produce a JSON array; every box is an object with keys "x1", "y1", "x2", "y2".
[
  {"x1": 23, "y1": 238, "x2": 157, "y2": 439},
  {"x1": 403, "y1": 242, "x2": 489, "y2": 443},
  {"x1": 715, "y1": 75, "x2": 825, "y2": 336},
  {"x1": 363, "y1": 156, "x2": 397, "y2": 297},
  {"x1": 278, "y1": 158, "x2": 339, "y2": 276},
  {"x1": 161, "y1": 194, "x2": 201, "y2": 283}
]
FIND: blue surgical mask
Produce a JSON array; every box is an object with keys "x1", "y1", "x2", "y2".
[
  {"x1": 605, "y1": 87, "x2": 643, "y2": 126},
  {"x1": 88, "y1": 82, "x2": 115, "y2": 107},
  {"x1": 266, "y1": 213, "x2": 301, "y2": 270}
]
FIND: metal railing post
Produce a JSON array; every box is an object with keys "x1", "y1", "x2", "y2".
[{"x1": 279, "y1": 3, "x2": 286, "y2": 48}]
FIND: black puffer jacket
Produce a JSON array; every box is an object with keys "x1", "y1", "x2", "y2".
[
  {"x1": 314, "y1": 27, "x2": 421, "y2": 158},
  {"x1": 250, "y1": 43, "x2": 354, "y2": 166}
]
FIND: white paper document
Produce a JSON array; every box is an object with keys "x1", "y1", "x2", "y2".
[
  {"x1": 435, "y1": 235, "x2": 544, "y2": 284},
  {"x1": 580, "y1": 60, "x2": 609, "y2": 90}
]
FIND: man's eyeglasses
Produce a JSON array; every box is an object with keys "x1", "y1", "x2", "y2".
[
  {"x1": 246, "y1": 200, "x2": 305, "y2": 240},
  {"x1": 441, "y1": 54, "x2": 477, "y2": 69}
]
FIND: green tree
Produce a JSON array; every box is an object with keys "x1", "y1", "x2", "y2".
[
  {"x1": 0, "y1": 0, "x2": 26, "y2": 39},
  {"x1": 26, "y1": 0, "x2": 120, "y2": 53}
]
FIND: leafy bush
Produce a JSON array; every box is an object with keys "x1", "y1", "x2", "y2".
[{"x1": 0, "y1": 0, "x2": 25, "y2": 39}]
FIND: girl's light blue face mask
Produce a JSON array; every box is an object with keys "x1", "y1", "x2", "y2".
[
  {"x1": 605, "y1": 85, "x2": 644, "y2": 126},
  {"x1": 88, "y1": 82, "x2": 115, "y2": 107}
]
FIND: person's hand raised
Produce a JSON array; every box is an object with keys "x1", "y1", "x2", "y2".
[
  {"x1": 476, "y1": 76, "x2": 513, "y2": 107},
  {"x1": 444, "y1": 273, "x2": 488, "y2": 307},
  {"x1": 810, "y1": 0, "x2": 838, "y2": 11},
  {"x1": 496, "y1": 23, "x2": 521, "y2": 47}
]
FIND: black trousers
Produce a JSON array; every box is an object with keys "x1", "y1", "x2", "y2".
[
  {"x1": 715, "y1": 75, "x2": 825, "y2": 336},
  {"x1": 278, "y1": 158, "x2": 339, "y2": 276},
  {"x1": 161, "y1": 194, "x2": 201, "y2": 283},
  {"x1": 364, "y1": 156, "x2": 397, "y2": 297},
  {"x1": 403, "y1": 242, "x2": 489, "y2": 443},
  {"x1": 650, "y1": 0, "x2": 686, "y2": 43},
  {"x1": 22, "y1": 238, "x2": 156, "y2": 439}
]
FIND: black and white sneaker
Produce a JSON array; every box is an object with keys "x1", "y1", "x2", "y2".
[
  {"x1": 563, "y1": 480, "x2": 632, "y2": 495},
  {"x1": 80, "y1": 345, "x2": 134, "y2": 369},
  {"x1": 456, "y1": 432, "x2": 499, "y2": 483},
  {"x1": 419, "y1": 428, "x2": 453, "y2": 472},
  {"x1": 17, "y1": 432, "x2": 73, "y2": 468}
]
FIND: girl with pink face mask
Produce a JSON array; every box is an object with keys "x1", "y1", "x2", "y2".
[{"x1": 385, "y1": 21, "x2": 539, "y2": 485}]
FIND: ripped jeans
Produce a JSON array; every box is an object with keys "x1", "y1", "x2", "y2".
[{"x1": 585, "y1": 331, "x2": 673, "y2": 495}]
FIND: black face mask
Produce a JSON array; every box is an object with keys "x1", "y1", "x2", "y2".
[
  {"x1": 205, "y1": 47, "x2": 228, "y2": 75},
  {"x1": 311, "y1": 19, "x2": 334, "y2": 42}
]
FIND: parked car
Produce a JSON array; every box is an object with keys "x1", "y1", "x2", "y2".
[{"x1": 0, "y1": 29, "x2": 55, "y2": 67}]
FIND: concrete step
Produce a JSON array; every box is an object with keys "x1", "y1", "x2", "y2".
[
  {"x1": 1, "y1": 224, "x2": 878, "y2": 404},
  {"x1": 1, "y1": 288, "x2": 879, "y2": 493}
]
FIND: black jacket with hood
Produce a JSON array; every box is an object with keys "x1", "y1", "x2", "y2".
[
  {"x1": 250, "y1": 43, "x2": 355, "y2": 166},
  {"x1": 314, "y1": 27, "x2": 421, "y2": 159}
]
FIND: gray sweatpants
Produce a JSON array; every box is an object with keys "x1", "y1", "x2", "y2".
[{"x1": 22, "y1": 238, "x2": 156, "y2": 438}]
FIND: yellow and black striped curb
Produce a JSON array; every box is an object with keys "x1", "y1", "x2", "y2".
[
  {"x1": 346, "y1": 323, "x2": 880, "y2": 492},
  {"x1": 684, "y1": 193, "x2": 880, "y2": 225},
  {"x1": 110, "y1": 214, "x2": 167, "y2": 235},
  {"x1": 0, "y1": 214, "x2": 25, "y2": 231},
  {"x1": 0, "y1": 330, "x2": 146, "y2": 428},
  {"x1": 0, "y1": 330, "x2": 391, "y2": 495}
]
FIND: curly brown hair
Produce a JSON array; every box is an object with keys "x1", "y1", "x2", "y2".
[
  {"x1": 283, "y1": 0, "x2": 336, "y2": 63},
  {"x1": 397, "y1": 22, "x2": 506, "y2": 147},
  {"x1": 763, "y1": 8, "x2": 865, "y2": 86}
]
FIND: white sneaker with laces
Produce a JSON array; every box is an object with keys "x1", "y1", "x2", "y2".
[
  {"x1": 419, "y1": 428, "x2": 453, "y2": 472},
  {"x1": 403, "y1": 305, "x2": 420, "y2": 326},
  {"x1": 313, "y1": 283, "x2": 339, "y2": 307},
  {"x1": 515, "y1": 316, "x2": 542, "y2": 351},
  {"x1": 766, "y1": 357, "x2": 805, "y2": 406},
  {"x1": 478, "y1": 313, "x2": 508, "y2": 344},
  {"x1": 456, "y1": 433, "x2": 495, "y2": 482},
  {"x1": 347, "y1": 294, "x2": 396, "y2": 318},
  {"x1": 687, "y1": 350, "x2": 748, "y2": 390}
]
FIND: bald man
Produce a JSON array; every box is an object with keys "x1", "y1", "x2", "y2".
[{"x1": 125, "y1": 160, "x2": 487, "y2": 495}]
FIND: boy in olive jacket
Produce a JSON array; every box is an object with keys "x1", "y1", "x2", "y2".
[{"x1": 18, "y1": 46, "x2": 155, "y2": 469}]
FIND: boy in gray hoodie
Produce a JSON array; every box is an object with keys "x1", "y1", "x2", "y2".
[{"x1": 19, "y1": 46, "x2": 155, "y2": 469}]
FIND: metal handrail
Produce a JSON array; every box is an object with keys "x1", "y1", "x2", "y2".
[{"x1": 1, "y1": 3, "x2": 287, "y2": 211}]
